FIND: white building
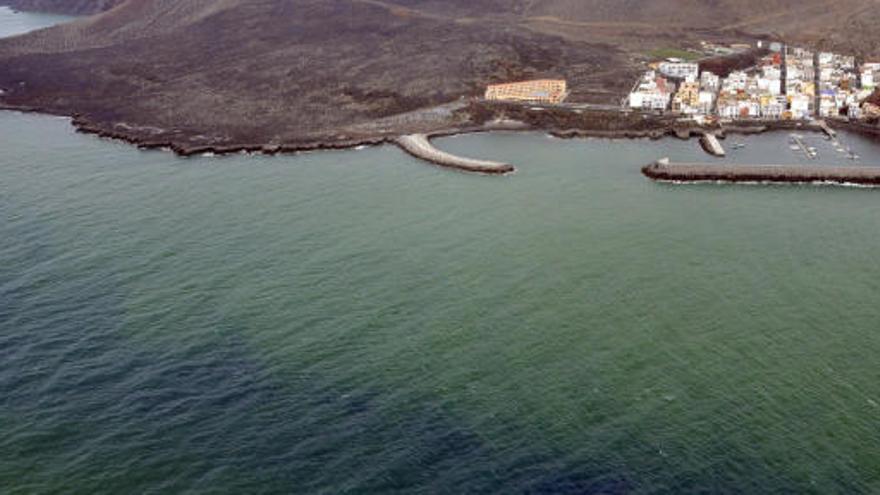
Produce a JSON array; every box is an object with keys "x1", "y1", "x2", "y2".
[
  {"x1": 758, "y1": 77, "x2": 782, "y2": 96},
  {"x1": 724, "y1": 71, "x2": 749, "y2": 91},
  {"x1": 700, "y1": 71, "x2": 720, "y2": 91},
  {"x1": 819, "y1": 96, "x2": 838, "y2": 118},
  {"x1": 790, "y1": 94, "x2": 812, "y2": 119},
  {"x1": 862, "y1": 69, "x2": 875, "y2": 89},
  {"x1": 628, "y1": 71, "x2": 672, "y2": 110},
  {"x1": 762, "y1": 66, "x2": 782, "y2": 81},
  {"x1": 849, "y1": 105, "x2": 862, "y2": 119},
  {"x1": 658, "y1": 61, "x2": 699, "y2": 80},
  {"x1": 761, "y1": 100, "x2": 785, "y2": 119},
  {"x1": 698, "y1": 91, "x2": 716, "y2": 114}
]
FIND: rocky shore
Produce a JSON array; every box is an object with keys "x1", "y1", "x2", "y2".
[{"x1": 3, "y1": 98, "x2": 879, "y2": 171}]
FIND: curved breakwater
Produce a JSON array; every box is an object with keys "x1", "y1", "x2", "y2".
[{"x1": 396, "y1": 134, "x2": 514, "y2": 174}]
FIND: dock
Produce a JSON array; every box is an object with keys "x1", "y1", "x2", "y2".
[
  {"x1": 790, "y1": 134, "x2": 816, "y2": 159},
  {"x1": 699, "y1": 133, "x2": 726, "y2": 157},
  {"x1": 396, "y1": 134, "x2": 514, "y2": 174},
  {"x1": 818, "y1": 120, "x2": 837, "y2": 139},
  {"x1": 643, "y1": 160, "x2": 880, "y2": 186}
]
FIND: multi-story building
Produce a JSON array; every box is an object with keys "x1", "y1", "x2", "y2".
[
  {"x1": 671, "y1": 81, "x2": 701, "y2": 114},
  {"x1": 861, "y1": 64, "x2": 879, "y2": 89},
  {"x1": 700, "y1": 71, "x2": 720, "y2": 92},
  {"x1": 484, "y1": 79, "x2": 568, "y2": 104},
  {"x1": 790, "y1": 94, "x2": 812, "y2": 119},
  {"x1": 628, "y1": 71, "x2": 673, "y2": 110},
  {"x1": 658, "y1": 61, "x2": 699, "y2": 80}
]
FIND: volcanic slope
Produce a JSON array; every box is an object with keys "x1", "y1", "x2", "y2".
[
  {"x1": 0, "y1": 0, "x2": 628, "y2": 151},
  {"x1": 1, "y1": 0, "x2": 879, "y2": 152}
]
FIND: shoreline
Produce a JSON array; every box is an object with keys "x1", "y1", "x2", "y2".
[{"x1": 1, "y1": 100, "x2": 877, "y2": 165}]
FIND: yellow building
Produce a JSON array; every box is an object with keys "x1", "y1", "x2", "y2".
[
  {"x1": 484, "y1": 79, "x2": 568, "y2": 104},
  {"x1": 671, "y1": 82, "x2": 700, "y2": 112}
]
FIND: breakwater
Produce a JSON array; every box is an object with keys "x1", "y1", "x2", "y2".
[
  {"x1": 396, "y1": 134, "x2": 514, "y2": 174},
  {"x1": 700, "y1": 133, "x2": 726, "y2": 157},
  {"x1": 643, "y1": 160, "x2": 880, "y2": 186}
]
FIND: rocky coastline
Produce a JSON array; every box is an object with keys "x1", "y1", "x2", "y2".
[{"x1": 2, "y1": 98, "x2": 878, "y2": 168}]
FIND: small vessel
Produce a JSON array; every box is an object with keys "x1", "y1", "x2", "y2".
[{"x1": 789, "y1": 144, "x2": 800, "y2": 151}]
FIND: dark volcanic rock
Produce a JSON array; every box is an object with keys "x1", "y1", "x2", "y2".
[
  {"x1": 0, "y1": 0, "x2": 627, "y2": 150},
  {"x1": 1, "y1": 0, "x2": 880, "y2": 152}
]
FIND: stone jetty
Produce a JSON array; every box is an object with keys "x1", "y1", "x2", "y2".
[
  {"x1": 643, "y1": 160, "x2": 880, "y2": 186},
  {"x1": 699, "y1": 133, "x2": 726, "y2": 157},
  {"x1": 396, "y1": 134, "x2": 514, "y2": 174}
]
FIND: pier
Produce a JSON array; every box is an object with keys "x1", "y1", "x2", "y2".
[
  {"x1": 396, "y1": 134, "x2": 514, "y2": 174},
  {"x1": 818, "y1": 120, "x2": 837, "y2": 139},
  {"x1": 790, "y1": 134, "x2": 816, "y2": 159},
  {"x1": 643, "y1": 160, "x2": 880, "y2": 186},
  {"x1": 699, "y1": 133, "x2": 726, "y2": 157}
]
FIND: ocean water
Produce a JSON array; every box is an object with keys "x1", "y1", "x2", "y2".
[
  {"x1": 4, "y1": 8, "x2": 880, "y2": 495},
  {"x1": 0, "y1": 6, "x2": 72, "y2": 36}
]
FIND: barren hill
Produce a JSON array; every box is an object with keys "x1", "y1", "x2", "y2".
[{"x1": 1, "y1": 0, "x2": 878, "y2": 152}]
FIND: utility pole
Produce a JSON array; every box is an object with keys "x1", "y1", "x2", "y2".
[
  {"x1": 781, "y1": 43, "x2": 787, "y2": 96},
  {"x1": 814, "y1": 50, "x2": 821, "y2": 119}
]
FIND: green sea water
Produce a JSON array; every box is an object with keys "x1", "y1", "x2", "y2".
[{"x1": 3, "y1": 8, "x2": 880, "y2": 495}]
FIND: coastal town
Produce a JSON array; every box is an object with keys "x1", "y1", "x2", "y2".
[
  {"x1": 485, "y1": 42, "x2": 880, "y2": 125},
  {"x1": 468, "y1": 41, "x2": 880, "y2": 171},
  {"x1": 627, "y1": 43, "x2": 880, "y2": 122}
]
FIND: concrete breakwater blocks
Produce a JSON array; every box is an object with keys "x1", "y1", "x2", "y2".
[
  {"x1": 643, "y1": 160, "x2": 880, "y2": 186},
  {"x1": 396, "y1": 134, "x2": 514, "y2": 174}
]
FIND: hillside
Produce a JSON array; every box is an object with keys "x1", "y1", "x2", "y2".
[{"x1": 0, "y1": 0, "x2": 878, "y2": 152}]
